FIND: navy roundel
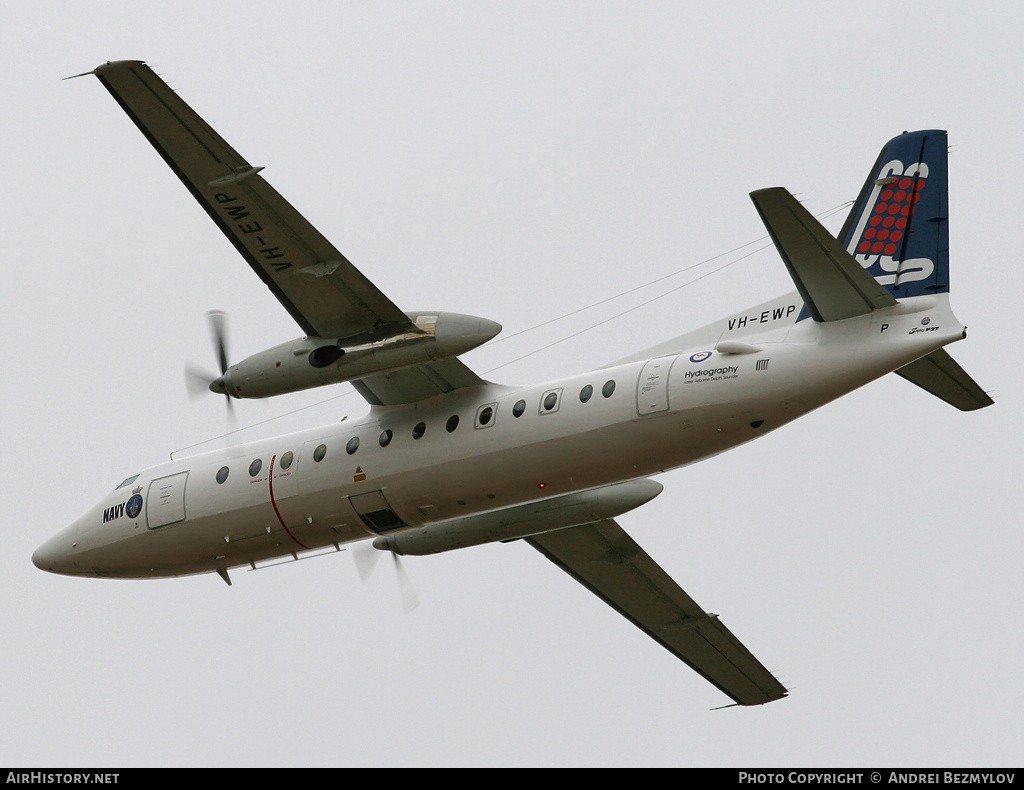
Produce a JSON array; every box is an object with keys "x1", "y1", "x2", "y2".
[
  {"x1": 126, "y1": 494, "x2": 143, "y2": 519},
  {"x1": 689, "y1": 351, "x2": 712, "y2": 363}
]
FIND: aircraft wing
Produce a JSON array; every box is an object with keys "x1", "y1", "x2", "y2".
[
  {"x1": 525, "y1": 519, "x2": 788, "y2": 706},
  {"x1": 89, "y1": 60, "x2": 486, "y2": 405},
  {"x1": 350, "y1": 358, "x2": 489, "y2": 407}
]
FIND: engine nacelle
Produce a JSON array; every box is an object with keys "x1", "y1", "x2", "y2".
[{"x1": 212, "y1": 312, "x2": 500, "y2": 399}]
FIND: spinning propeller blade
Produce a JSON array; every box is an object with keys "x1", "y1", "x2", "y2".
[
  {"x1": 184, "y1": 310, "x2": 234, "y2": 413},
  {"x1": 353, "y1": 543, "x2": 420, "y2": 613}
]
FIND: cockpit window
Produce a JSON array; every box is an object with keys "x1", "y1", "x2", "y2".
[{"x1": 115, "y1": 474, "x2": 140, "y2": 490}]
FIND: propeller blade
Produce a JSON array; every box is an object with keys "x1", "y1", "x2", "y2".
[
  {"x1": 352, "y1": 543, "x2": 381, "y2": 583},
  {"x1": 185, "y1": 310, "x2": 236, "y2": 423},
  {"x1": 185, "y1": 361, "x2": 217, "y2": 400},
  {"x1": 206, "y1": 310, "x2": 230, "y2": 375},
  {"x1": 392, "y1": 552, "x2": 421, "y2": 614},
  {"x1": 353, "y1": 543, "x2": 420, "y2": 613}
]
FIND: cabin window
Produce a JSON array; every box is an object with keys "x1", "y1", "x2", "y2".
[
  {"x1": 346, "y1": 436, "x2": 360, "y2": 455},
  {"x1": 579, "y1": 384, "x2": 593, "y2": 403},
  {"x1": 379, "y1": 429, "x2": 393, "y2": 447},
  {"x1": 475, "y1": 403, "x2": 497, "y2": 428},
  {"x1": 602, "y1": 379, "x2": 616, "y2": 398},
  {"x1": 313, "y1": 444, "x2": 327, "y2": 462},
  {"x1": 540, "y1": 388, "x2": 562, "y2": 414},
  {"x1": 279, "y1": 451, "x2": 294, "y2": 470},
  {"x1": 413, "y1": 422, "x2": 426, "y2": 440},
  {"x1": 116, "y1": 474, "x2": 140, "y2": 490},
  {"x1": 446, "y1": 414, "x2": 460, "y2": 433},
  {"x1": 249, "y1": 459, "x2": 262, "y2": 477},
  {"x1": 216, "y1": 466, "x2": 229, "y2": 484},
  {"x1": 512, "y1": 400, "x2": 526, "y2": 418}
]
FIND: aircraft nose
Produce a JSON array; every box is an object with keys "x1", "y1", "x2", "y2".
[
  {"x1": 32, "y1": 535, "x2": 68, "y2": 573},
  {"x1": 32, "y1": 520, "x2": 88, "y2": 575}
]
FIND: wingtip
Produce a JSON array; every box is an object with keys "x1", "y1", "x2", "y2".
[
  {"x1": 64, "y1": 60, "x2": 147, "y2": 81},
  {"x1": 749, "y1": 186, "x2": 790, "y2": 201}
]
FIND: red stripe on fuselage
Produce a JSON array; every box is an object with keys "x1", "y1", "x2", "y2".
[{"x1": 268, "y1": 454, "x2": 311, "y2": 550}]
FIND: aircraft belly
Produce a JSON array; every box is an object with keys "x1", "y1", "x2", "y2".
[
  {"x1": 371, "y1": 412, "x2": 733, "y2": 526},
  {"x1": 84, "y1": 501, "x2": 365, "y2": 577}
]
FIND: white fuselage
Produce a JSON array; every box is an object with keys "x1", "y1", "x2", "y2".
[{"x1": 34, "y1": 296, "x2": 962, "y2": 579}]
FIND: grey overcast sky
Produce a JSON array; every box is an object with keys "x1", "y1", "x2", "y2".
[{"x1": 2, "y1": 1, "x2": 1021, "y2": 767}]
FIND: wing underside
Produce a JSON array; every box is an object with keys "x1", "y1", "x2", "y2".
[
  {"x1": 526, "y1": 519, "x2": 787, "y2": 706},
  {"x1": 351, "y1": 358, "x2": 489, "y2": 406},
  {"x1": 92, "y1": 60, "x2": 407, "y2": 341},
  {"x1": 90, "y1": 60, "x2": 487, "y2": 405}
]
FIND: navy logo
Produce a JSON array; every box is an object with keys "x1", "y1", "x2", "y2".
[
  {"x1": 126, "y1": 494, "x2": 143, "y2": 519},
  {"x1": 689, "y1": 351, "x2": 712, "y2": 363},
  {"x1": 921, "y1": 317, "x2": 931, "y2": 325}
]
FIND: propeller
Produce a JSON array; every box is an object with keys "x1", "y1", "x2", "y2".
[
  {"x1": 184, "y1": 310, "x2": 235, "y2": 413},
  {"x1": 353, "y1": 542, "x2": 420, "y2": 614}
]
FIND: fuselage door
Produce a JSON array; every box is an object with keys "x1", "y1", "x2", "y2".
[
  {"x1": 636, "y1": 355, "x2": 678, "y2": 415},
  {"x1": 147, "y1": 471, "x2": 189, "y2": 529}
]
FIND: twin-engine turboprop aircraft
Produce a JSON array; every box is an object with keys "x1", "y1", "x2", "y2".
[{"x1": 33, "y1": 61, "x2": 992, "y2": 708}]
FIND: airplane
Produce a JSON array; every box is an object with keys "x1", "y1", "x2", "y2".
[{"x1": 33, "y1": 60, "x2": 993, "y2": 708}]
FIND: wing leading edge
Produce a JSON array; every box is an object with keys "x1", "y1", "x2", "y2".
[
  {"x1": 89, "y1": 60, "x2": 487, "y2": 406},
  {"x1": 526, "y1": 520, "x2": 787, "y2": 706}
]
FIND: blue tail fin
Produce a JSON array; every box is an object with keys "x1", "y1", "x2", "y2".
[{"x1": 838, "y1": 130, "x2": 949, "y2": 299}]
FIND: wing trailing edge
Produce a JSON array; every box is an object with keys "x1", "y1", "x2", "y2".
[{"x1": 526, "y1": 519, "x2": 787, "y2": 706}]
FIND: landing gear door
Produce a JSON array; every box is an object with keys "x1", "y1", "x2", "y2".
[
  {"x1": 349, "y1": 490, "x2": 408, "y2": 534},
  {"x1": 636, "y1": 356, "x2": 678, "y2": 415}
]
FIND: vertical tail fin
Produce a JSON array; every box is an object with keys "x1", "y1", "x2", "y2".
[
  {"x1": 838, "y1": 130, "x2": 949, "y2": 299},
  {"x1": 839, "y1": 130, "x2": 992, "y2": 410}
]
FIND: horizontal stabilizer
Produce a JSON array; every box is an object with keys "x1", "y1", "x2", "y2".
[
  {"x1": 895, "y1": 349, "x2": 993, "y2": 411},
  {"x1": 751, "y1": 187, "x2": 896, "y2": 322}
]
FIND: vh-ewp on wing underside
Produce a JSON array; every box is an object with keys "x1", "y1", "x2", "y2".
[
  {"x1": 91, "y1": 60, "x2": 409, "y2": 341},
  {"x1": 526, "y1": 520, "x2": 787, "y2": 706}
]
